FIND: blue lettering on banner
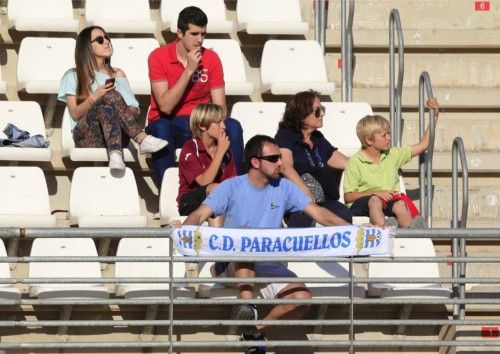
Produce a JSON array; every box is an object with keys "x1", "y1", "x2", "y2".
[
  {"x1": 272, "y1": 238, "x2": 283, "y2": 252},
  {"x1": 209, "y1": 234, "x2": 219, "y2": 250},
  {"x1": 222, "y1": 235, "x2": 234, "y2": 251},
  {"x1": 283, "y1": 237, "x2": 293, "y2": 252},
  {"x1": 342, "y1": 231, "x2": 351, "y2": 247}
]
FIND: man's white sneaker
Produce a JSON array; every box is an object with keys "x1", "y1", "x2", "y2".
[
  {"x1": 109, "y1": 151, "x2": 125, "y2": 171},
  {"x1": 139, "y1": 135, "x2": 168, "y2": 154}
]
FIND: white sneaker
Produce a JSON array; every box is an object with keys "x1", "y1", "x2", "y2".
[
  {"x1": 109, "y1": 151, "x2": 125, "y2": 171},
  {"x1": 139, "y1": 135, "x2": 168, "y2": 154}
]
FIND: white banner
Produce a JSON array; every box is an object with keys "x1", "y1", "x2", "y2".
[{"x1": 173, "y1": 225, "x2": 393, "y2": 257}]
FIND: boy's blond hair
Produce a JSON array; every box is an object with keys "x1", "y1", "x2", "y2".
[
  {"x1": 189, "y1": 103, "x2": 225, "y2": 139},
  {"x1": 356, "y1": 114, "x2": 391, "y2": 148}
]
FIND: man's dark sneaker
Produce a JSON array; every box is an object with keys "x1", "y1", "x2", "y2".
[
  {"x1": 241, "y1": 332, "x2": 266, "y2": 354},
  {"x1": 228, "y1": 304, "x2": 257, "y2": 336}
]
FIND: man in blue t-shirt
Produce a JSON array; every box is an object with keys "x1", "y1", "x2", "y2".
[{"x1": 184, "y1": 135, "x2": 350, "y2": 350}]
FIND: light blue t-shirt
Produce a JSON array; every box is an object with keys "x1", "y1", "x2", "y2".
[
  {"x1": 58, "y1": 69, "x2": 139, "y2": 130},
  {"x1": 203, "y1": 175, "x2": 312, "y2": 228}
]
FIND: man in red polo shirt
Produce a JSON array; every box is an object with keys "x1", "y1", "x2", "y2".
[{"x1": 147, "y1": 6, "x2": 243, "y2": 187}]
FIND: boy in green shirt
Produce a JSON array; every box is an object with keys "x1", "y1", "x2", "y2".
[{"x1": 343, "y1": 98, "x2": 440, "y2": 227}]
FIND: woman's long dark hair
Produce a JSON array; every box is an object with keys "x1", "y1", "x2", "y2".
[
  {"x1": 278, "y1": 90, "x2": 320, "y2": 137},
  {"x1": 74, "y1": 26, "x2": 116, "y2": 104}
]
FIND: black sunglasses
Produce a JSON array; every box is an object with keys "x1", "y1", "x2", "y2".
[
  {"x1": 91, "y1": 35, "x2": 110, "y2": 45},
  {"x1": 256, "y1": 154, "x2": 282, "y2": 163},
  {"x1": 313, "y1": 105, "x2": 326, "y2": 118}
]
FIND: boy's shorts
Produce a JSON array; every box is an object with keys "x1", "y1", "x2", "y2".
[
  {"x1": 349, "y1": 195, "x2": 397, "y2": 217},
  {"x1": 178, "y1": 186, "x2": 208, "y2": 216},
  {"x1": 221, "y1": 261, "x2": 298, "y2": 299}
]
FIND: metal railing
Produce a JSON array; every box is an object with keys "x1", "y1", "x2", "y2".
[
  {"x1": 389, "y1": 9, "x2": 404, "y2": 147},
  {"x1": 0, "y1": 227, "x2": 500, "y2": 353},
  {"x1": 314, "y1": 0, "x2": 327, "y2": 53},
  {"x1": 340, "y1": 0, "x2": 355, "y2": 102},
  {"x1": 451, "y1": 137, "x2": 469, "y2": 321},
  {"x1": 418, "y1": 71, "x2": 437, "y2": 227}
]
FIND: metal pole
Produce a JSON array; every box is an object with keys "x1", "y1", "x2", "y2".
[
  {"x1": 341, "y1": 0, "x2": 347, "y2": 101},
  {"x1": 389, "y1": 9, "x2": 404, "y2": 147}
]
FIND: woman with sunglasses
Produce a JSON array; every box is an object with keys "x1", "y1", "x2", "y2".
[
  {"x1": 58, "y1": 26, "x2": 167, "y2": 171},
  {"x1": 275, "y1": 90, "x2": 353, "y2": 227}
]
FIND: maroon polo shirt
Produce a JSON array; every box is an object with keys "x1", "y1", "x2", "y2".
[{"x1": 177, "y1": 138, "x2": 237, "y2": 205}]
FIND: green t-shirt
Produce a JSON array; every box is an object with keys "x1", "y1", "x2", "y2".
[{"x1": 343, "y1": 146, "x2": 412, "y2": 197}]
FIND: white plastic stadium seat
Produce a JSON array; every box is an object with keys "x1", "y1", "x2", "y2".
[
  {"x1": 0, "y1": 101, "x2": 52, "y2": 161},
  {"x1": 85, "y1": 0, "x2": 156, "y2": 34},
  {"x1": 115, "y1": 238, "x2": 194, "y2": 298},
  {"x1": 0, "y1": 167, "x2": 56, "y2": 228},
  {"x1": 17, "y1": 37, "x2": 75, "y2": 94},
  {"x1": 0, "y1": 242, "x2": 21, "y2": 299},
  {"x1": 260, "y1": 40, "x2": 335, "y2": 95},
  {"x1": 111, "y1": 38, "x2": 160, "y2": 95},
  {"x1": 61, "y1": 107, "x2": 134, "y2": 162},
  {"x1": 321, "y1": 102, "x2": 373, "y2": 157},
  {"x1": 197, "y1": 261, "x2": 238, "y2": 299},
  {"x1": 368, "y1": 238, "x2": 450, "y2": 298},
  {"x1": 29, "y1": 238, "x2": 108, "y2": 299},
  {"x1": 161, "y1": 0, "x2": 233, "y2": 33},
  {"x1": 8, "y1": 0, "x2": 79, "y2": 33},
  {"x1": 69, "y1": 167, "x2": 147, "y2": 228},
  {"x1": 230, "y1": 102, "x2": 285, "y2": 144},
  {"x1": 236, "y1": 0, "x2": 308, "y2": 35},
  {"x1": 159, "y1": 167, "x2": 182, "y2": 225},
  {"x1": 203, "y1": 39, "x2": 254, "y2": 96}
]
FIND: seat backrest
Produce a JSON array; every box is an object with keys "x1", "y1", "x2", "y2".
[
  {"x1": 8, "y1": 0, "x2": 75, "y2": 23},
  {"x1": 17, "y1": 37, "x2": 75, "y2": 92},
  {"x1": 0, "y1": 166, "x2": 51, "y2": 215},
  {"x1": 70, "y1": 167, "x2": 142, "y2": 218},
  {"x1": 29, "y1": 238, "x2": 102, "y2": 279},
  {"x1": 161, "y1": 0, "x2": 230, "y2": 32},
  {"x1": 236, "y1": 0, "x2": 307, "y2": 34},
  {"x1": 159, "y1": 167, "x2": 181, "y2": 220},
  {"x1": 202, "y1": 39, "x2": 248, "y2": 83},
  {"x1": 86, "y1": 0, "x2": 152, "y2": 22},
  {"x1": 230, "y1": 102, "x2": 286, "y2": 144},
  {"x1": 261, "y1": 40, "x2": 329, "y2": 84},
  {"x1": 115, "y1": 238, "x2": 171, "y2": 278},
  {"x1": 0, "y1": 101, "x2": 47, "y2": 140},
  {"x1": 110, "y1": 38, "x2": 160, "y2": 94},
  {"x1": 321, "y1": 102, "x2": 373, "y2": 157}
]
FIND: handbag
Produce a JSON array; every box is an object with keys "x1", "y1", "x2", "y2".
[{"x1": 301, "y1": 172, "x2": 325, "y2": 204}]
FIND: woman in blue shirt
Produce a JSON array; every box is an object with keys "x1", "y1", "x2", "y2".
[
  {"x1": 275, "y1": 90, "x2": 352, "y2": 227},
  {"x1": 58, "y1": 26, "x2": 167, "y2": 171}
]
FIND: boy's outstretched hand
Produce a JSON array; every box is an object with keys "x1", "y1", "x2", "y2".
[{"x1": 425, "y1": 97, "x2": 440, "y2": 118}]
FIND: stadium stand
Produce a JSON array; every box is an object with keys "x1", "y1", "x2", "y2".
[
  {"x1": 160, "y1": 0, "x2": 233, "y2": 33},
  {"x1": 110, "y1": 38, "x2": 160, "y2": 95},
  {"x1": 85, "y1": 0, "x2": 156, "y2": 34},
  {"x1": 61, "y1": 107, "x2": 135, "y2": 162},
  {"x1": 203, "y1": 39, "x2": 254, "y2": 96},
  {"x1": 0, "y1": 101, "x2": 52, "y2": 161},
  {"x1": 7, "y1": 0, "x2": 79, "y2": 33},
  {"x1": 159, "y1": 167, "x2": 182, "y2": 225},
  {"x1": 260, "y1": 40, "x2": 335, "y2": 95},
  {"x1": 0, "y1": 241, "x2": 21, "y2": 299},
  {"x1": 236, "y1": 0, "x2": 309, "y2": 35}
]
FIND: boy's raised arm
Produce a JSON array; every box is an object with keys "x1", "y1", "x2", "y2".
[{"x1": 410, "y1": 97, "x2": 440, "y2": 157}]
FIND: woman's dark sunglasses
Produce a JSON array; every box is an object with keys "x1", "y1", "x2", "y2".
[
  {"x1": 313, "y1": 105, "x2": 326, "y2": 118},
  {"x1": 256, "y1": 154, "x2": 282, "y2": 163},
  {"x1": 91, "y1": 35, "x2": 110, "y2": 45}
]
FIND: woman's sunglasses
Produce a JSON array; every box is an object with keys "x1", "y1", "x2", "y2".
[
  {"x1": 91, "y1": 35, "x2": 110, "y2": 45},
  {"x1": 313, "y1": 105, "x2": 326, "y2": 118},
  {"x1": 256, "y1": 154, "x2": 282, "y2": 163}
]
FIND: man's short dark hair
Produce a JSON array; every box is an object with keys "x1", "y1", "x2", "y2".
[
  {"x1": 244, "y1": 135, "x2": 278, "y2": 170},
  {"x1": 177, "y1": 6, "x2": 208, "y2": 33}
]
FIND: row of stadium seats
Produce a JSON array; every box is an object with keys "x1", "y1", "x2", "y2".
[
  {"x1": 1, "y1": 101, "x2": 370, "y2": 162},
  {"x1": 6, "y1": 0, "x2": 308, "y2": 35},
  {"x1": 7, "y1": 37, "x2": 332, "y2": 97}
]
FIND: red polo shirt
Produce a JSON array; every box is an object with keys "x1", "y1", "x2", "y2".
[
  {"x1": 148, "y1": 41, "x2": 225, "y2": 123},
  {"x1": 177, "y1": 138, "x2": 237, "y2": 205}
]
